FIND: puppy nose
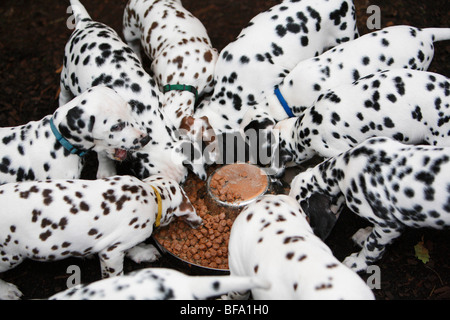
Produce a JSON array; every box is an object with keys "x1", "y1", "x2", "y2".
[{"x1": 140, "y1": 135, "x2": 151, "y2": 147}]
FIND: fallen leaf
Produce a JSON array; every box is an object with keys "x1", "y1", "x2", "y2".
[{"x1": 414, "y1": 237, "x2": 430, "y2": 264}]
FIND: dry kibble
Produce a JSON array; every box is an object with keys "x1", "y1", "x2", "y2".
[{"x1": 153, "y1": 165, "x2": 266, "y2": 270}]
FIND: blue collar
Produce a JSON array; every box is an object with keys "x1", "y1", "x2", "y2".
[
  {"x1": 274, "y1": 87, "x2": 295, "y2": 118},
  {"x1": 49, "y1": 118, "x2": 90, "y2": 157}
]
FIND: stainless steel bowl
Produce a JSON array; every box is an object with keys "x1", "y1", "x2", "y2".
[
  {"x1": 206, "y1": 163, "x2": 271, "y2": 208},
  {"x1": 153, "y1": 237, "x2": 230, "y2": 274},
  {"x1": 153, "y1": 163, "x2": 271, "y2": 274}
]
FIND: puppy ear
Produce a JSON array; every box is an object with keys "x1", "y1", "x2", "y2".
[
  {"x1": 243, "y1": 118, "x2": 275, "y2": 133},
  {"x1": 66, "y1": 106, "x2": 85, "y2": 133},
  {"x1": 177, "y1": 190, "x2": 202, "y2": 228},
  {"x1": 301, "y1": 193, "x2": 337, "y2": 240},
  {"x1": 199, "y1": 116, "x2": 217, "y2": 145},
  {"x1": 269, "y1": 146, "x2": 293, "y2": 179},
  {"x1": 180, "y1": 116, "x2": 217, "y2": 148},
  {"x1": 179, "y1": 115, "x2": 195, "y2": 130},
  {"x1": 179, "y1": 191, "x2": 194, "y2": 213},
  {"x1": 180, "y1": 140, "x2": 207, "y2": 180}
]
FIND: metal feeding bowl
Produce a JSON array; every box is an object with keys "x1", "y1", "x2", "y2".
[
  {"x1": 153, "y1": 163, "x2": 270, "y2": 273},
  {"x1": 207, "y1": 163, "x2": 271, "y2": 207},
  {"x1": 153, "y1": 239, "x2": 230, "y2": 274}
]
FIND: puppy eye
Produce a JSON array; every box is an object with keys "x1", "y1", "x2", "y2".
[{"x1": 111, "y1": 122, "x2": 125, "y2": 132}]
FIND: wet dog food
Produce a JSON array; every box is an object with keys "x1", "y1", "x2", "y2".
[{"x1": 209, "y1": 163, "x2": 269, "y2": 205}]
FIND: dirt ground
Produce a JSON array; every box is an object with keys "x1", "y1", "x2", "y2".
[{"x1": 0, "y1": 0, "x2": 449, "y2": 300}]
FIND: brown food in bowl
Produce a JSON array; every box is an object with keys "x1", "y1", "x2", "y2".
[
  {"x1": 154, "y1": 165, "x2": 242, "y2": 270},
  {"x1": 209, "y1": 163, "x2": 268, "y2": 204},
  {"x1": 155, "y1": 202, "x2": 235, "y2": 270},
  {"x1": 154, "y1": 164, "x2": 280, "y2": 270}
]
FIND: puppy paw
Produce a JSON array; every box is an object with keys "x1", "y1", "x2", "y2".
[
  {"x1": 96, "y1": 164, "x2": 117, "y2": 179},
  {"x1": 343, "y1": 253, "x2": 368, "y2": 273},
  {"x1": 0, "y1": 279, "x2": 23, "y2": 300},
  {"x1": 126, "y1": 243, "x2": 161, "y2": 263},
  {"x1": 351, "y1": 226, "x2": 373, "y2": 247},
  {"x1": 220, "y1": 291, "x2": 251, "y2": 300}
]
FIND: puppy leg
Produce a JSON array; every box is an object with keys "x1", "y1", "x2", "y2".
[
  {"x1": 59, "y1": 82, "x2": 74, "y2": 106},
  {"x1": 343, "y1": 225, "x2": 403, "y2": 272},
  {"x1": 0, "y1": 279, "x2": 23, "y2": 300},
  {"x1": 222, "y1": 290, "x2": 251, "y2": 300},
  {"x1": 126, "y1": 243, "x2": 161, "y2": 263},
  {"x1": 96, "y1": 152, "x2": 117, "y2": 178},
  {"x1": 351, "y1": 226, "x2": 373, "y2": 247},
  {"x1": 126, "y1": 38, "x2": 142, "y2": 62},
  {"x1": 98, "y1": 250, "x2": 125, "y2": 278},
  {"x1": 122, "y1": 8, "x2": 143, "y2": 61}
]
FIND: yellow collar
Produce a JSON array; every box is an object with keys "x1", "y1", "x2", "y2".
[{"x1": 150, "y1": 185, "x2": 163, "y2": 227}]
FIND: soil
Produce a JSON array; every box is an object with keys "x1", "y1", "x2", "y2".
[{"x1": 0, "y1": 0, "x2": 449, "y2": 300}]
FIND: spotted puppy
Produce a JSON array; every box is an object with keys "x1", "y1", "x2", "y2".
[
  {"x1": 123, "y1": 0, "x2": 218, "y2": 128},
  {"x1": 195, "y1": 0, "x2": 359, "y2": 134},
  {"x1": 272, "y1": 69, "x2": 450, "y2": 177},
  {"x1": 61, "y1": 0, "x2": 207, "y2": 182},
  {"x1": 290, "y1": 137, "x2": 450, "y2": 272},
  {"x1": 0, "y1": 86, "x2": 149, "y2": 185},
  {"x1": 123, "y1": 0, "x2": 219, "y2": 166},
  {"x1": 242, "y1": 25, "x2": 450, "y2": 132},
  {"x1": 227, "y1": 194, "x2": 374, "y2": 299},
  {"x1": 0, "y1": 174, "x2": 201, "y2": 299},
  {"x1": 50, "y1": 267, "x2": 267, "y2": 300}
]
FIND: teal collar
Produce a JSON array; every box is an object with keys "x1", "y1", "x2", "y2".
[
  {"x1": 163, "y1": 84, "x2": 199, "y2": 103},
  {"x1": 49, "y1": 118, "x2": 90, "y2": 157}
]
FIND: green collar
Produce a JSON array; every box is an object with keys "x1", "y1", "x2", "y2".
[{"x1": 163, "y1": 84, "x2": 199, "y2": 103}]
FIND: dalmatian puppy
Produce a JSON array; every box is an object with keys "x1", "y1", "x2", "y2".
[
  {"x1": 272, "y1": 69, "x2": 450, "y2": 177},
  {"x1": 0, "y1": 174, "x2": 202, "y2": 299},
  {"x1": 61, "y1": 0, "x2": 209, "y2": 182},
  {"x1": 194, "y1": 0, "x2": 359, "y2": 134},
  {"x1": 49, "y1": 267, "x2": 267, "y2": 300},
  {"x1": 289, "y1": 137, "x2": 450, "y2": 272},
  {"x1": 0, "y1": 86, "x2": 149, "y2": 185},
  {"x1": 241, "y1": 25, "x2": 450, "y2": 133},
  {"x1": 123, "y1": 0, "x2": 218, "y2": 129},
  {"x1": 227, "y1": 194, "x2": 374, "y2": 300}
]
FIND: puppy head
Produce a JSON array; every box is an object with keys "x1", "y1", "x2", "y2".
[
  {"x1": 178, "y1": 115, "x2": 218, "y2": 180},
  {"x1": 299, "y1": 193, "x2": 338, "y2": 240},
  {"x1": 127, "y1": 139, "x2": 190, "y2": 183},
  {"x1": 240, "y1": 87, "x2": 294, "y2": 141},
  {"x1": 241, "y1": 103, "x2": 276, "y2": 133},
  {"x1": 143, "y1": 175, "x2": 202, "y2": 228},
  {"x1": 241, "y1": 105, "x2": 277, "y2": 167},
  {"x1": 290, "y1": 169, "x2": 342, "y2": 240},
  {"x1": 269, "y1": 116, "x2": 309, "y2": 177},
  {"x1": 55, "y1": 86, "x2": 150, "y2": 160},
  {"x1": 179, "y1": 116, "x2": 217, "y2": 150}
]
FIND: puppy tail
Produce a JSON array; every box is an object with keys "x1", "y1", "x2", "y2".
[
  {"x1": 69, "y1": 0, "x2": 92, "y2": 26},
  {"x1": 188, "y1": 275, "x2": 270, "y2": 300},
  {"x1": 424, "y1": 27, "x2": 450, "y2": 42}
]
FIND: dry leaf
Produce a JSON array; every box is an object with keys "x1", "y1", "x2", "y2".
[{"x1": 414, "y1": 237, "x2": 430, "y2": 264}]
